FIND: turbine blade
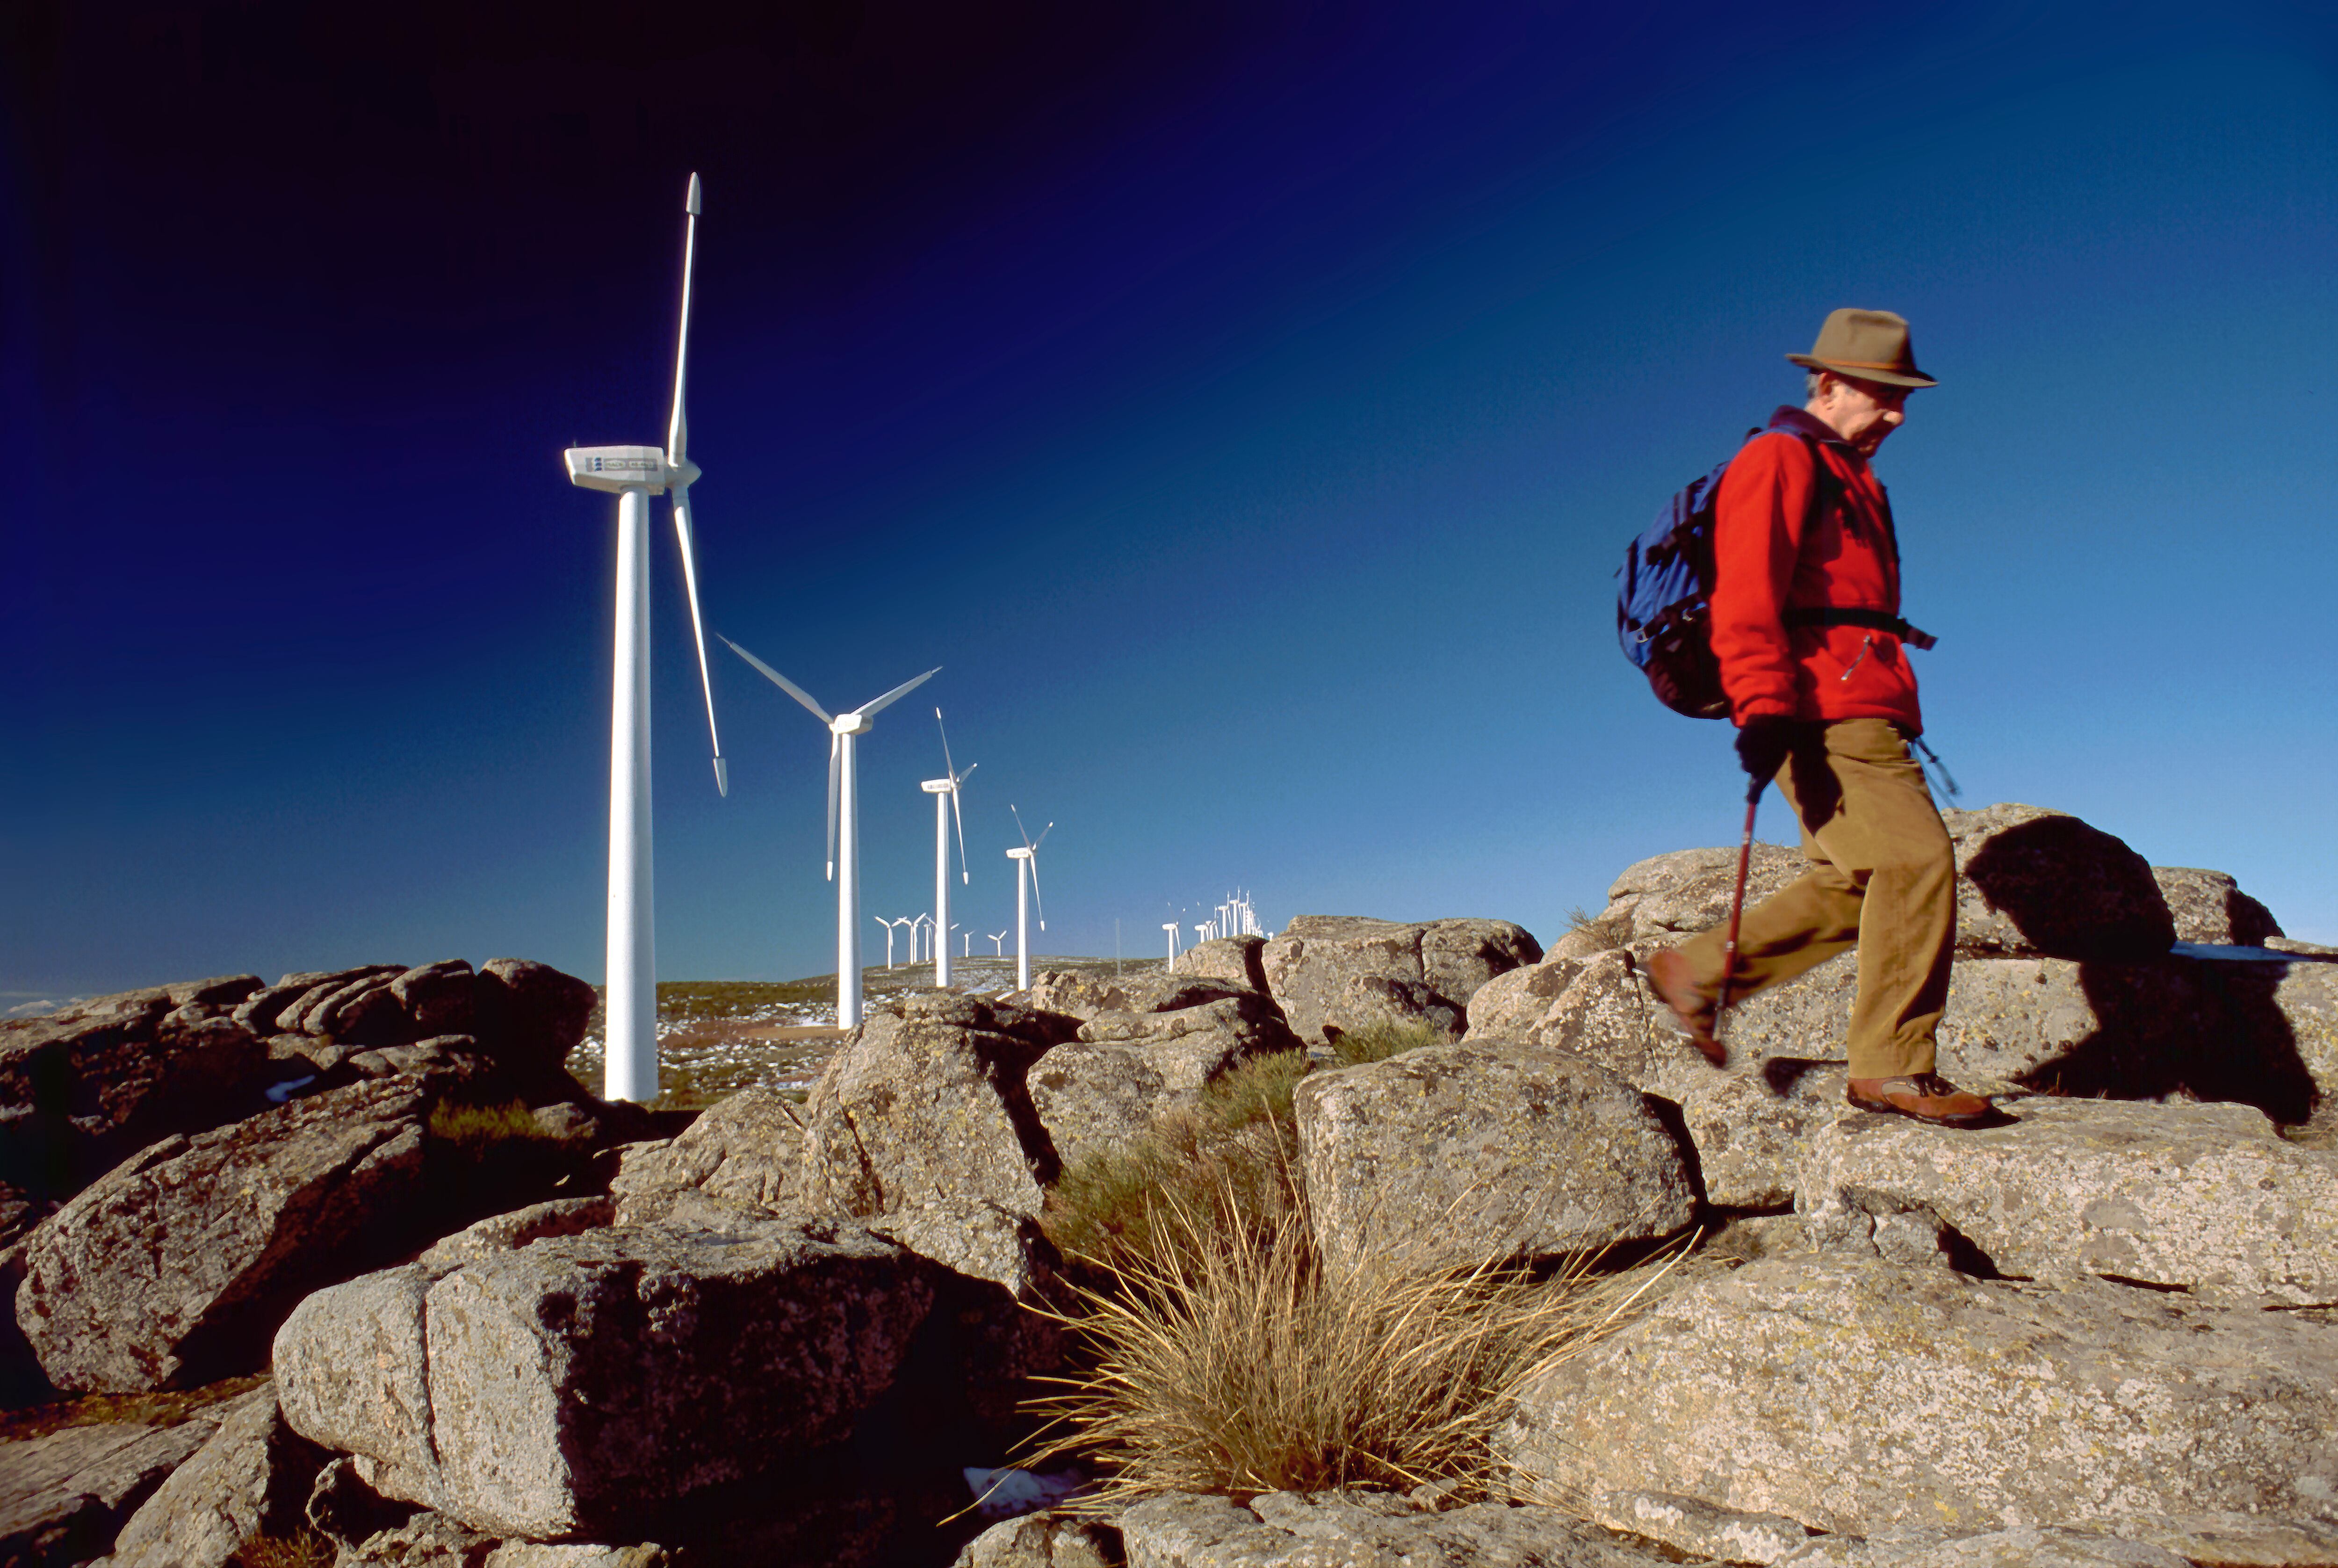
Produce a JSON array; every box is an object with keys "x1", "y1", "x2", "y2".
[
  {"x1": 936, "y1": 707, "x2": 956, "y2": 782},
  {"x1": 1033, "y1": 821, "x2": 1054, "y2": 852},
  {"x1": 951, "y1": 788, "x2": 968, "y2": 884},
  {"x1": 720, "y1": 636, "x2": 831, "y2": 724},
  {"x1": 851, "y1": 666, "x2": 940, "y2": 721},
  {"x1": 826, "y1": 733, "x2": 839, "y2": 881},
  {"x1": 1010, "y1": 804, "x2": 1032, "y2": 852},
  {"x1": 666, "y1": 173, "x2": 700, "y2": 469},
  {"x1": 1029, "y1": 854, "x2": 1045, "y2": 930},
  {"x1": 671, "y1": 488, "x2": 726, "y2": 796}
]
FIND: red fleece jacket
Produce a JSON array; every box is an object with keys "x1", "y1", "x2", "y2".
[{"x1": 1710, "y1": 406, "x2": 1923, "y2": 731}]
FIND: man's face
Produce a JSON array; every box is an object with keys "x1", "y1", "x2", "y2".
[{"x1": 1810, "y1": 373, "x2": 1911, "y2": 455}]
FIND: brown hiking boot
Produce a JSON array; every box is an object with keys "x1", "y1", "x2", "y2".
[
  {"x1": 1643, "y1": 947, "x2": 1725, "y2": 1067},
  {"x1": 1846, "y1": 1072, "x2": 1994, "y2": 1128}
]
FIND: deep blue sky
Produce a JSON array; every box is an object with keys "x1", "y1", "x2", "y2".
[{"x1": 7, "y1": 0, "x2": 2335, "y2": 999}]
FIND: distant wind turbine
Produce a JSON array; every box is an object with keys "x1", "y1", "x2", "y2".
[
  {"x1": 922, "y1": 708, "x2": 976, "y2": 988},
  {"x1": 1006, "y1": 806, "x2": 1052, "y2": 990},
  {"x1": 561, "y1": 172, "x2": 726, "y2": 1104},
  {"x1": 1163, "y1": 922, "x2": 1181, "y2": 962},
  {"x1": 989, "y1": 930, "x2": 1009, "y2": 956},
  {"x1": 721, "y1": 639, "x2": 938, "y2": 1028}
]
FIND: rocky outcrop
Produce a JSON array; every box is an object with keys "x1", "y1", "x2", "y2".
[
  {"x1": 1021, "y1": 968, "x2": 1280, "y2": 1025},
  {"x1": 609, "y1": 1087, "x2": 806, "y2": 1223},
  {"x1": 102, "y1": 1383, "x2": 326, "y2": 1568},
  {"x1": 2153, "y1": 867, "x2": 2285, "y2": 947},
  {"x1": 1294, "y1": 1039, "x2": 1693, "y2": 1274},
  {"x1": 0, "y1": 959, "x2": 605, "y2": 1264},
  {"x1": 796, "y1": 995, "x2": 1077, "y2": 1221},
  {"x1": 955, "y1": 1507, "x2": 1121, "y2": 1568},
  {"x1": 0, "y1": 1412, "x2": 220, "y2": 1568},
  {"x1": 1796, "y1": 1098, "x2": 2338, "y2": 1303},
  {"x1": 274, "y1": 1215, "x2": 936, "y2": 1541},
  {"x1": 15, "y1": 1077, "x2": 438, "y2": 1392},
  {"x1": 1031, "y1": 990, "x2": 1301, "y2": 1170},
  {"x1": 1497, "y1": 1257, "x2": 2338, "y2": 1535},
  {"x1": 1596, "y1": 846, "x2": 1809, "y2": 950},
  {"x1": 473, "y1": 959, "x2": 600, "y2": 1080},
  {"x1": 870, "y1": 1197, "x2": 1068, "y2": 1428},
  {"x1": 1590, "y1": 1489, "x2": 1814, "y2": 1565},
  {"x1": 327, "y1": 1510, "x2": 674, "y2": 1566},
  {"x1": 1773, "y1": 1526, "x2": 2190, "y2": 1567},
  {"x1": 1466, "y1": 940, "x2": 2335, "y2": 1212},
  {"x1": 0, "y1": 978, "x2": 269, "y2": 1232},
  {"x1": 1943, "y1": 805, "x2": 2177, "y2": 960},
  {"x1": 1118, "y1": 1489, "x2": 1672, "y2": 1568},
  {"x1": 1589, "y1": 807, "x2": 2268, "y2": 971},
  {"x1": 1171, "y1": 935, "x2": 1270, "y2": 993},
  {"x1": 1673, "y1": 1064, "x2": 1848, "y2": 1210},
  {"x1": 1260, "y1": 916, "x2": 1541, "y2": 1046}
]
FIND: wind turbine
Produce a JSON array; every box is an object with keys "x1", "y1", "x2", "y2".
[
  {"x1": 560, "y1": 173, "x2": 726, "y2": 1105},
  {"x1": 922, "y1": 709, "x2": 976, "y2": 988},
  {"x1": 1006, "y1": 806, "x2": 1051, "y2": 991},
  {"x1": 876, "y1": 915, "x2": 910, "y2": 968},
  {"x1": 720, "y1": 638, "x2": 938, "y2": 1028},
  {"x1": 1162, "y1": 922, "x2": 1180, "y2": 962},
  {"x1": 989, "y1": 930, "x2": 1009, "y2": 956},
  {"x1": 910, "y1": 913, "x2": 934, "y2": 966}
]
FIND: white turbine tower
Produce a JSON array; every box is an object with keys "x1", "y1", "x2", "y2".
[
  {"x1": 922, "y1": 708, "x2": 976, "y2": 989},
  {"x1": 561, "y1": 173, "x2": 726, "y2": 1105},
  {"x1": 720, "y1": 639, "x2": 938, "y2": 1028},
  {"x1": 1006, "y1": 806, "x2": 1052, "y2": 991}
]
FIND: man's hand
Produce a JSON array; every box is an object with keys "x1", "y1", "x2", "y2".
[{"x1": 1735, "y1": 715, "x2": 1795, "y2": 783}]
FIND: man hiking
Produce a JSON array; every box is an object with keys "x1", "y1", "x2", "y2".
[{"x1": 1643, "y1": 308, "x2": 1992, "y2": 1129}]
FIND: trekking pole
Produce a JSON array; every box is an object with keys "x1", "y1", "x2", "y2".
[{"x1": 1711, "y1": 778, "x2": 1764, "y2": 1033}]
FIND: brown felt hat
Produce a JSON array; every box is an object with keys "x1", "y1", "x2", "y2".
[{"x1": 1786, "y1": 308, "x2": 1937, "y2": 388}]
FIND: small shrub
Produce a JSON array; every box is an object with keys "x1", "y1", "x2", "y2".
[
  {"x1": 1327, "y1": 1017, "x2": 1445, "y2": 1067},
  {"x1": 0, "y1": 1373, "x2": 268, "y2": 1444},
  {"x1": 230, "y1": 1526, "x2": 336, "y2": 1568},
  {"x1": 426, "y1": 1099, "x2": 549, "y2": 1152},
  {"x1": 1565, "y1": 905, "x2": 1631, "y2": 952}
]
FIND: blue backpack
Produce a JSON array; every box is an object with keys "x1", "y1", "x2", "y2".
[{"x1": 1616, "y1": 428, "x2": 1829, "y2": 719}]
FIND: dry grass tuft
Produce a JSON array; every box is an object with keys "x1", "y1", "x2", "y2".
[
  {"x1": 0, "y1": 1372, "x2": 270, "y2": 1444},
  {"x1": 1042, "y1": 1052, "x2": 1306, "y2": 1271},
  {"x1": 1326, "y1": 1017, "x2": 1447, "y2": 1067},
  {"x1": 425, "y1": 1098, "x2": 550, "y2": 1151},
  {"x1": 1565, "y1": 906, "x2": 1632, "y2": 952},
  {"x1": 1024, "y1": 1173, "x2": 1676, "y2": 1506},
  {"x1": 229, "y1": 1526, "x2": 336, "y2": 1568}
]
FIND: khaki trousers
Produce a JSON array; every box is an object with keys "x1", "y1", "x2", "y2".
[{"x1": 1676, "y1": 717, "x2": 1954, "y2": 1079}]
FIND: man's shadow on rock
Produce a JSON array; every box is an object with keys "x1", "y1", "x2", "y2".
[{"x1": 1963, "y1": 819, "x2": 2318, "y2": 1127}]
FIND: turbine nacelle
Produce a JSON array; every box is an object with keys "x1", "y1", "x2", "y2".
[
  {"x1": 565, "y1": 445, "x2": 679, "y2": 494},
  {"x1": 921, "y1": 778, "x2": 954, "y2": 794},
  {"x1": 831, "y1": 712, "x2": 876, "y2": 737}
]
